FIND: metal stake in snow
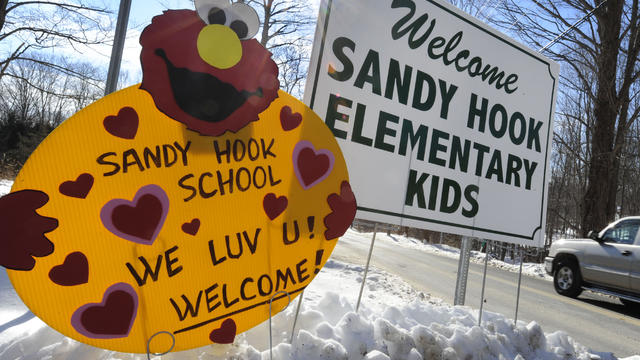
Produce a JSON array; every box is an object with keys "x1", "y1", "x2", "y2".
[
  {"x1": 290, "y1": 290, "x2": 304, "y2": 343},
  {"x1": 454, "y1": 237, "x2": 472, "y2": 305},
  {"x1": 514, "y1": 246, "x2": 524, "y2": 324},
  {"x1": 356, "y1": 222, "x2": 378, "y2": 312},
  {"x1": 269, "y1": 290, "x2": 291, "y2": 360},
  {"x1": 478, "y1": 240, "x2": 490, "y2": 326}
]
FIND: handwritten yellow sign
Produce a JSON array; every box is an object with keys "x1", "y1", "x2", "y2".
[
  {"x1": 7, "y1": 86, "x2": 354, "y2": 353},
  {"x1": 2, "y1": 3, "x2": 357, "y2": 353}
]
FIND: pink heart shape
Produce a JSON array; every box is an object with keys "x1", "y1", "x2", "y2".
[
  {"x1": 100, "y1": 185, "x2": 169, "y2": 245},
  {"x1": 71, "y1": 283, "x2": 138, "y2": 339},
  {"x1": 293, "y1": 141, "x2": 335, "y2": 189}
]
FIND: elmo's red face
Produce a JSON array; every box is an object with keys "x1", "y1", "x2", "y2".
[{"x1": 139, "y1": 6, "x2": 279, "y2": 136}]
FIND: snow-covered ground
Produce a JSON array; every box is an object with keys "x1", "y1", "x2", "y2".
[
  {"x1": 1, "y1": 180, "x2": 637, "y2": 359},
  {"x1": 0, "y1": 180, "x2": 11, "y2": 196}
]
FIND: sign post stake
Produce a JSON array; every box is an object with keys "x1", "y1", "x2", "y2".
[
  {"x1": 356, "y1": 222, "x2": 378, "y2": 313},
  {"x1": 454, "y1": 237, "x2": 472, "y2": 305},
  {"x1": 269, "y1": 291, "x2": 291, "y2": 360},
  {"x1": 290, "y1": 290, "x2": 304, "y2": 343},
  {"x1": 514, "y1": 246, "x2": 524, "y2": 324},
  {"x1": 478, "y1": 240, "x2": 489, "y2": 326},
  {"x1": 104, "y1": 0, "x2": 132, "y2": 95}
]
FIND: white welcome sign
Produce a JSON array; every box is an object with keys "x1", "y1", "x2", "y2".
[{"x1": 304, "y1": 0, "x2": 559, "y2": 247}]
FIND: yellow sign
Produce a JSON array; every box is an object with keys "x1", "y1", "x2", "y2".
[
  {"x1": 1, "y1": 2, "x2": 356, "y2": 354},
  {"x1": 7, "y1": 86, "x2": 354, "y2": 353}
]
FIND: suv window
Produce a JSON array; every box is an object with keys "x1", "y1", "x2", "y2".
[{"x1": 602, "y1": 220, "x2": 640, "y2": 244}]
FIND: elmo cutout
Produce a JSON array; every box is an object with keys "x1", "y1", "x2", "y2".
[
  {"x1": 0, "y1": 0, "x2": 357, "y2": 354},
  {"x1": 140, "y1": 4, "x2": 279, "y2": 136}
]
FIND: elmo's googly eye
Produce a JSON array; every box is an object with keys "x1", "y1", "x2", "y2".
[
  {"x1": 207, "y1": 7, "x2": 226, "y2": 25},
  {"x1": 196, "y1": 0, "x2": 231, "y2": 24},
  {"x1": 228, "y1": 3, "x2": 259, "y2": 39},
  {"x1": 195, "y1": 0, "x2": 259, "y2": 40}
]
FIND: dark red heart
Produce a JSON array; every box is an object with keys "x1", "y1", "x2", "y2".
[
  {"x1": 100, "y1": 185, "x2": 169, "y2": 245},
  {"x1": 71, "y1": 283, "x2": 138, "y2": 339},
  {"x1": 209, "y1": 318, "x2": 236, "y2": 344},
  {"x1": 112, "y1": 195, "x2": 161, "y2": 242},
  {"x1": 182, "y1": 218, "x2": 200, "y2": 235},
  {"x1": 103, "y1": 107, "x2": 139, "y2": 139},
  {"x1": 280, "y1": 106, "x2": 302, "y2": 131},
  {"x1": 293, "y1": 141, "x2": 335, "y2": 189},
  {"x1": 59, "y1": 173, "x2": 94, "y2": 199},
  {"x1": 263, "y1": 193, "x2": 288, "y2": 220},
  {"x1": 49, "y1": 252, "x2": 89, "y2": 286},
  {"x1": 324, "y1": 181, "x2": 357, "y2": 240}
]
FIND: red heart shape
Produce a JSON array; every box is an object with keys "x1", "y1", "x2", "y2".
[
  {"x1": 71, "y1": 283, "x2": 138, "y2": 339},
  {"x1": 280, "y1": 106, "x2": 302, "y2": 131},
  {"x1": 112, "y1": 194, "x2": 162, "y2": 240},
  {"x1": 100, "y1": 185, "x2": 169, "y2": 245},
  {"x1": 112, "y1": 195, "x2": 162, "y2": 241},
  {"x1": 263, "y1": 193, "x2": 288, "y2": 220},
  {"x1": 293, "y1": 141, "x2": 335, "y2": 189},
  {"x1": 103, "y1": 107, "x2": 139, "y2": 139},
  {"x1": 49, "y1": 252, "x2": 89, "y2": 286},
  {"x1": 182, "y1": 218, "x2": 200, "y2": 235},
  {"x1": 209, "y1": 318, "x2": 236, "y2": 344},
  {"x1": 59, "y1": 173, "x2": 94, "y2": 199},
  {"x1": 324, "y1": 181, "x2": 357, "y2": 240}
]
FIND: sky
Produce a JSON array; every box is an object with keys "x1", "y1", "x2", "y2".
[{"x1": 1, "y1": 0, "x2": 504, "y2": 94}]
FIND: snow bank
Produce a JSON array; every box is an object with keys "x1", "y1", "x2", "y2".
[{"x1": 0, "y1": 258, "x2": 619, "y2": 360}]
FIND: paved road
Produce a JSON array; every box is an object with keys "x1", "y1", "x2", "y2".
[{"x1": 331, "y1": 235, "x2": 640, "y2": 358}]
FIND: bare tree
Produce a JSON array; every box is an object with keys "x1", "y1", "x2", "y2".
[
  {"x1": 0, "y1": 54, "x2": 103, "y2": 176},
  {"x1": 0, "y1": 54, "x2": 102, "y2": 126},
  {"x1": 618, "y1": 81, "x2": 640, "y2": 216},
  {"x1": 0, "y1": 1, "x2": 112, "y2": 93},
  {"x1": 446, "y1": 0, "x2": 502, "y2": 18},
  {"x1": 546, "y1": 85, "x2": 593, "y2": 241},
  {"x1": 492, "y1": 0, "x2": 640, "y2": 235},
  {"x1": 246, "y1": 0, "x2": 315, "y2": 98},
  {"x1": 272, "y1": 36, "x2": 309, "y2": 95}
]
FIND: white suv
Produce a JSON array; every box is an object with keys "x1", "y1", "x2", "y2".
[{"x1": 545, "y1": 217, "x2": 640, "y2": 306}]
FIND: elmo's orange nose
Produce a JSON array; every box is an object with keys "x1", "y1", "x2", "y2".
[{"x1": 197, "y1": 24, "x2": 242, "y2": 69}]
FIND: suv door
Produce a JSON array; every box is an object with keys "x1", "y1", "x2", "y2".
[
  {"x1": 630, "y1": 228, "x2": 640, "y2": 293},
  {"x1": 582, "y1": 219, "x2": 639, "y2": 291}
]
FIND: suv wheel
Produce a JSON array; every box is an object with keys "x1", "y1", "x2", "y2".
[{"x1": 553, "y1": 261, "x2": 582, "y2": 298}]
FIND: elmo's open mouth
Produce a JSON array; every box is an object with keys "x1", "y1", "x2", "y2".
[{"x1": 155, "y1": 49, "x2": 263, "y2": 123}]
